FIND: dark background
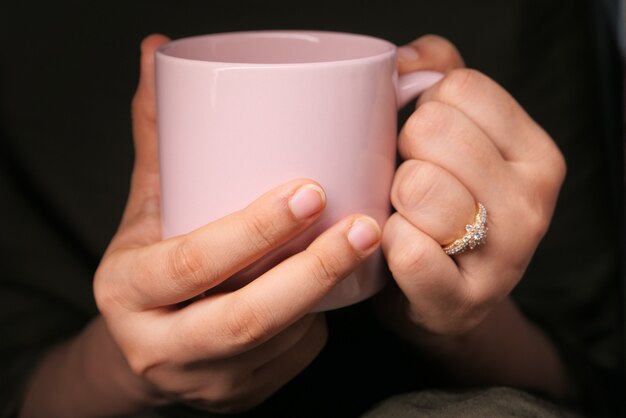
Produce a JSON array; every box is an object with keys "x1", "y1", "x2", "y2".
[{"x1": 1, "y1": 1, "x2": 623, "y2": 417}]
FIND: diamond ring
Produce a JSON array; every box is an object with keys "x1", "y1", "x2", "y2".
[{"x1": 442, "y1": 203, "x2": 488, "y2": 256}]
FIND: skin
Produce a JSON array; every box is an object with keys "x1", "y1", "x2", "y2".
[
  {"x1": 20, "y1": 35, "x2": 382, "y2": 417},
  {"x1": 378, "y1": 36, "x2": 568, "y2": 397},
  {"x1": 19, "y1": 34, "x2": 568, "y2": 417}
]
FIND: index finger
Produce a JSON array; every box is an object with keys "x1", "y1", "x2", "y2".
[
  {"x1": 417, "y1": 68, "x2": 560, "y2": 163},
  {"x1": 166, "y1": 214, "x2": 381, "y2": 360},
  {"x1": 95, "y1": 179, "x2": 327, "y2": 311}
]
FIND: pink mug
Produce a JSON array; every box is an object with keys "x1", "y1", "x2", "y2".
[{"x1": 155, "y1": 31, "x2": 442, "y2": 311}]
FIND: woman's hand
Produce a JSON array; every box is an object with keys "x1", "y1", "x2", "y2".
[
  {"x1": 378, "y1": 35, "x2": 568, "y2": 397},
  {"x1": 386, "y1": 35, "x2": 565, "y2": 334},
  {"x1": 21, "y1": 35, "x2": 381, "y2": 418},
  {"x1": 93, "y1": 35, "x2": 381, "y2": 413}
]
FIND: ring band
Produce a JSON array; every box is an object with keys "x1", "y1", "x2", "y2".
[{"x1": 442, "y1": 202, "x2": 488, "y2": 256}]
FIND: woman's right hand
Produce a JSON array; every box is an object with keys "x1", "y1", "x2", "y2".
[
  {"x1": 92, "y1": 35, "x2": 381, "y2": 414},
  {"x1": 95, "y1": 181, "x2": 380, "y2": 414},
  {"x1": 20, "y1": 35, "x2": 381, "y2": 418}
]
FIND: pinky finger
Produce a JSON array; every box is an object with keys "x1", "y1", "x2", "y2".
[{"x1": 382, "y1": 213, "x2": 474, "y2": 334}]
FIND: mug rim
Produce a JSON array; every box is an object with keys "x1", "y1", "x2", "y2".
[{"x1": 156, "y1": 30, "x2": 396, "y2": 67}]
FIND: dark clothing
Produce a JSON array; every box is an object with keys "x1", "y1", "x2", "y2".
[{"x1": 0, "y1": 0, "x2": 623, "y2": 417}]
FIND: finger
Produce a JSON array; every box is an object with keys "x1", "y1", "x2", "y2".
[
  {"x1": 399, "y1": 98, "x2": 560, "y2": 276},
  {"x1": 245, "y1": 312, "x2": 327, "y2": 405},
  {"x1": 143, "y1": 314, "x2": 322, "y2": 398},
  {"x1": 99, "y1": 179, "x2": 327, "y2": 310},
  {"x1": 132, "y1": 34, "x2": 169, "y2": 172},
  {"x1": 114, "y1": 34, "x2": 170, "y2": 248},
  {"x1": 399, "y1": 100, "x2": 509, "y2": 200},
  {"x1": 168, "y1": 214, "x2": 380, "y2": 360},
  {"x1": 397, "y1": 35, "x2": 465, "y2": 75},
  {"x1": 181, "y1": 314, "x2": 327, "y2": 414},
  {"x1": 236, "y1": 314, "x2": 324, "y2": 370},
  {"x1": 397, "y1": 101, "x2": 542, "y2": 294},
  {"x1": 391, "y1": 159, "x2": 476, "y2": 246},
  {"x1": 382, "y1": 213, "x2": 489, "y2": 334},
  {"x1": 417, "y1": 68, "x2": 564, "y2": 166}
]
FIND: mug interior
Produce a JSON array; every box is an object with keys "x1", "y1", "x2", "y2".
[{"x1": 158, "y1": 31, "x2": 394, "y2": 64}]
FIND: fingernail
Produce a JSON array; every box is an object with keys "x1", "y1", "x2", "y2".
[
  {"x1": 348, "y1": 217, "x2": 381, "y2": 251},
  {"x1": 289, "y1": 184, "x2": 326, "y2": 219},
  {"x1": 398, "y1": 46, "x2": 419, "y2": 62}
]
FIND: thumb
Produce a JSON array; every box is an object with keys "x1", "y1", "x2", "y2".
[
  {"x1": 114, "y1": 34, "x2": 170, "y2": 248},
  {"x1": 130, "y1": 34, "x2": 170, "y2": 188},
  {"x1": 397, "y1": 35, "x2": 465, "y2": 75}
]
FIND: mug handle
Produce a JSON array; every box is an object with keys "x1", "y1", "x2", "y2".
[{"x1": 396, "y1": 71, "x2": 444, "y2": 109}]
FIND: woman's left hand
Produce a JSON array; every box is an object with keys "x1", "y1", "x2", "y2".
[{"x1": 384, "y1": 35, "x2": 566, "y2": 335}]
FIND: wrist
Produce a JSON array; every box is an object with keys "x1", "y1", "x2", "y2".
[
  {"x1": 20, "y1": 316, "x2": 169, "y2": 418},
  {"x1": 374, "y1": 288, "x2": 568, "y2": 398},
  {"x1": 83, "y1": 316, "x2": 168, "y2": 409}
]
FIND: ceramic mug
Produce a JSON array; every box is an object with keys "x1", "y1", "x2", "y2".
[{"x1": 155, "y1": 31, "x2": 442, "y2": 311}]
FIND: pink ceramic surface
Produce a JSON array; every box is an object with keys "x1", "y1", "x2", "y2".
[{"x1": 156, "y1": 31, "x2": 442, "y2": 311}]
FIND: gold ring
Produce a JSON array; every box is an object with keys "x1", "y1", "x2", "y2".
[{"x1": 442, "y1": 203, "x2": 488, "y2": 256}]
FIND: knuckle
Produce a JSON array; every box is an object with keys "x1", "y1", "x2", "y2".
[
  {"x1": 392, "y1": 160, "x2": 441, "y2": 212},
  {"x1": 221, "y1": 298, "x2": 274, "y2": 351},
  {"x1": 420, "y1": 34, "x2": 462, "y2": 66},
  {"x1": 125, "y1": 348, "x2": 161, "y2": 379},
  {"x1": 93, "y1": 253, "x2": 135, "y2": 314},
  {"x1": 166, "y1": 238, "x2": 216, "y2": 292},
  {"x1": 403, "y1": 101, "x2": 451, "y2": 147},
  {"x1": 437, "y1": 68, "x2": 484, "y2": 104},
  {"x1": 305, "y1": 248, "x2": 348, "y2": 291},
  {"x1": 242, "y1": 210, "x2": 283, "y2": 252},
  {"x1": 388, "y1": 239, "x2": 432, "y2": 281}
]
